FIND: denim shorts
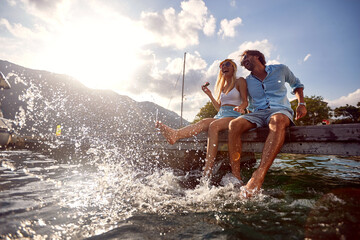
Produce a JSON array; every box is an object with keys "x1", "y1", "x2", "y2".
[
  {"x1": 214, "y1": 106, "x2": 242, "y2": 119},
  {"x1": 239, "y1": 108, "x2": 294, "y2": 127}
]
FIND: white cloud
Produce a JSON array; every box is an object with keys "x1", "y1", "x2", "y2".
[
  {"x1": 22, "y1": 0, "x2": 62, "y2": 11},
  {"x1": 203, "y1": 15, "x2": 216, "y2": 36},
  {"x1": 228, "y1": 39, "x2": 273, "y2": 60},
  {"x1": 0, "y1": 18, "x2": 48, "y2": 40},
  {"x1": 304, "y1": 53, "x2": 311, "y2": 62},
  {"x1": 6, "y1": 0, "x2": 16, "y2": 7},
  {"x1": 140, "y1": 0, "x2": 216, "y2": 49},
  {"x1": 123, "y1": 51, "x2": 212, "y2": 121},
  {"x1": 326, "y1": 89, "x2": 360, "y2": 108},
  {"x1": 205, "y1": 60, "x2": 221, "y2": 79},
  {"x1": 19, "y1": 0, "x2": 72, "y2": 25},
  {"x1": 165, "y1": 53, "x2": 206, "y2": 75},
  {"x1": 217, "y1": 17, "x2": 242, "y2": 39},
  {"x1": 0, "y1": 17, "x2": 54, "y2": 68},
  {"x1": 129, "y1": 52, "x2": 208, "y2": 96}
]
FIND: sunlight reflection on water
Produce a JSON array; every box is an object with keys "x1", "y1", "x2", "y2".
[{"x1": 1, "y1": 149, "x2": 359, "y2": 239}]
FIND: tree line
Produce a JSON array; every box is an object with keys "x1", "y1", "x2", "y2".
[{"x1": 193, "y1": 95, "x2": 360, "y2": 126}]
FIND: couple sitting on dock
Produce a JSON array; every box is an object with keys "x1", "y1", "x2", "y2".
[{"x1": 156, "y1": 50, "x2": 307, "y2": 197}]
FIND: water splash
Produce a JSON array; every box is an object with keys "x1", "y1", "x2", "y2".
[{"x1": 1, "y1": 70, "x2": 359, "y2": 239}]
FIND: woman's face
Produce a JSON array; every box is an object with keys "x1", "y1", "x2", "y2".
[{"x1": 220, "y1": 61, "x2": 234, "y2": 78}]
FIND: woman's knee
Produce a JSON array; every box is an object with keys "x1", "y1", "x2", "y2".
[
  {"x1": 208, "y1": 121, "x2": 221, "y2": 136},
  {"x1": 199, "y1": 118, "x2": 214, "y2": 124},
  {"x1": 196, "y1": 118, "x2": 214, "y2": 129}
]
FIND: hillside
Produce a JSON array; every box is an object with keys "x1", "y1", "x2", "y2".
[{"x1": 0, "y1": 60, "x2": 187, "y2": 140}]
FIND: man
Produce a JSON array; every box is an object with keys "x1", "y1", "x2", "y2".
[{"x1": 229, "y1": 50, "x2": 307, "y2": 197}]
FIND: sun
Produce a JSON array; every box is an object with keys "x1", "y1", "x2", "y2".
[{"x1": 40, "y1": 13, "x2": 153, "y2": 91}]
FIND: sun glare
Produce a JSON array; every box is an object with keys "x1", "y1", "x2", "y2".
[{"x1": 41, "y1": 13, "x2": 152, "y2": 90}]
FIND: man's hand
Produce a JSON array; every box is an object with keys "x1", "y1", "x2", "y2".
[
  {"x1": 234, "y1": 103, "x2": 247, "y2": 114},
  {"x1": 295, "y1": 105, "x2": 307, "y2": 120}
]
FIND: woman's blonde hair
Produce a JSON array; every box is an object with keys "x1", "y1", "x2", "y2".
[{"x1": 214, "y1": 59, "x2": 237, "y2": 101}]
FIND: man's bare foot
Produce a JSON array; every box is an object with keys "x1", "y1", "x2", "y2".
[
  {"x1": 239, "y1": 183, "x2": 260, "y2": 199},
  {"x1": 155, "y1": 121, "x2": 178, "y2": 145},
  {"x1": 239, "y1": 170, "x2": 264, "y2": 198}
]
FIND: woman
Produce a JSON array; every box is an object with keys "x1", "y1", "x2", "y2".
[{"x1": 156, "y1": 59, "x2": 248, "y2": 177}]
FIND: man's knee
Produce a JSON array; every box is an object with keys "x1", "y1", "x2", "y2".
[
  {"x1": 229, "y1": 118, "x2": 249, "y2": 134},
  {"x1": 269, "y1": 114, "x2": 290, "y2": 130},
  {"x1": 229, "y1": 118, "x2": 240, "y2": 131}
]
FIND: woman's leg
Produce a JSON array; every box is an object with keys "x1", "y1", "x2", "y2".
[
  {"x1": 203, "y1": 117, "x2": 234, "y2": 177},
  {"x1": 155, "y1": 118, "x2": 215, "y2": 145}
]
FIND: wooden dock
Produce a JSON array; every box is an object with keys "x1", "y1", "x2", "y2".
[
  {"x1": 146, "y1": 123, "x2": 360, "y2": 156},
  {"x1": 4, "y1": 123, "x2": 360, "y2": 171},
  {"x1": 138, "y1": 123, "x2": 360, "y2": 171}
]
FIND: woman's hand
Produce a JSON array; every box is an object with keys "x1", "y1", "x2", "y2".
[{"x1": 201, "y1": 85, "x2": 211, "y2": 96}]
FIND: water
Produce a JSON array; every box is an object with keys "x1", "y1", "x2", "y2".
[
  {"x1": 1, "y1": 69, "x2": 359, "y2": 239},
  {"x1": 1, "y1": 149, "x2": 359, "y2": 239}
]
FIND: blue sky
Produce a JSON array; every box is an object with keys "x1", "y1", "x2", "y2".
[{"x1": 1, "y1": 0, "x2": 359, "y2": 121}]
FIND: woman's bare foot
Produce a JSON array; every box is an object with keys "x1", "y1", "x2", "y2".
[{"x1": 155, "y1": 121, "x2": 178, "y2": 145}]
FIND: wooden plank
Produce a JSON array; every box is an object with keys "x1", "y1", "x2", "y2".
[
  {"x1": 207, "y1": 141, "x2": 360, "y2": 156},
  {"x1": 280, "y1": 142, "x2": 360, "y2": 155},
  {"x1": 149, "y1": 124, "x2": 360, "y2": 157},
  {"x1": 241, "y1": 142, "x2": 360, "y2": 156},
  {"x1": 219, "y1": 123, "x2": 360, "y2": 142},
  {"x1": 287, "y1": 124, "x2": 360, "y2": 142},
  {"x1": 6, "y1": 124, "x2": 360, "y2": 157}
]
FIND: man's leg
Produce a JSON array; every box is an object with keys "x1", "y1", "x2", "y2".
[
  {"x1": 244, "y1": 113, "x2": 290, "y2": 194},
  {"x1": 228, "y1": 117, "x2": 255, "y2": 180}
]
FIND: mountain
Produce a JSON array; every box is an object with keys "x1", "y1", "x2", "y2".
[{"x1": 0, "y1": 60, "x2": 188, "y2": 140}]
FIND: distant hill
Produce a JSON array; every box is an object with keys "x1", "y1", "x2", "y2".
[{"x1": 0, "y1": 60, "x2": 187, "y2": 140}]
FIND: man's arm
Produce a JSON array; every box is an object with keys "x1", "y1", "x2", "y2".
[{"x1": 294, "y1": 88, "x2": 307, "y2": 120}]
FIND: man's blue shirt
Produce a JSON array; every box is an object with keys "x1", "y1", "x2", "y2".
[{"x1": 245, "y1": 64, "x2": 304, "y2": 115}]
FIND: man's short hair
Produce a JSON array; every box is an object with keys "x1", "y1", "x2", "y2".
[{"x1": 241, "y1": 50, "x2": 266, "y2": 66}]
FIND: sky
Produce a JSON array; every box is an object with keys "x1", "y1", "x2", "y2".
[{"x1": 1, "y1": 0, "x2": 360, "y2": 121}]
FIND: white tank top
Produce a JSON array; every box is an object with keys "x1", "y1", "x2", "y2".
[{"x1": 220, "y1": 87, "x2": 242, "y2": 106}]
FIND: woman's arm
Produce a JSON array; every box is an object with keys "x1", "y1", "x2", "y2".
[
  {"x1": 202, "y1": 85, "x2": 221, "y2": 111},
  {"x1": 234, "y1": 77, "x2": 248, "y2": 114}
]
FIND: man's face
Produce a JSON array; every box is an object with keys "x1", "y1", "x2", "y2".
[{"x1": 240, "y1": 54, "x2": 255, "y2": 71}]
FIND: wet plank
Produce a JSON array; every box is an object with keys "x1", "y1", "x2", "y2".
[
  {"x1": 150, "y1": 123, "x2": 360, "y2": 157},
  {"x1": 5, "y1": 124, "x2": 360, "y2": 158}
]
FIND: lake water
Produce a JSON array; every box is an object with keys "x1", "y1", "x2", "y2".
[{"x1": 1, "y1": 148, "x2": 359, "y2": 239}]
